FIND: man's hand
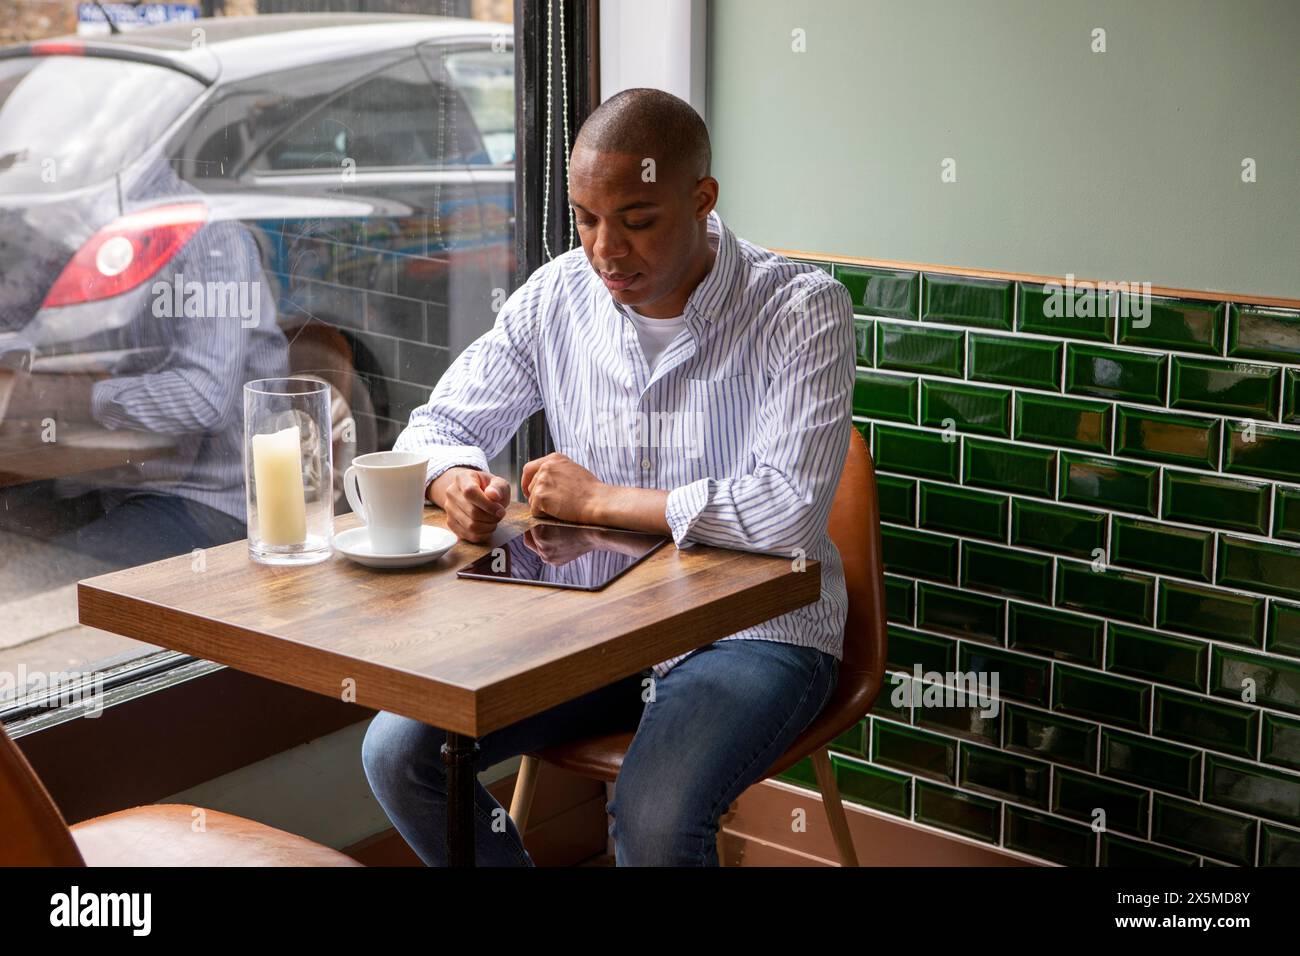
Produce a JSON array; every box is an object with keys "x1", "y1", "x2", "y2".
[
  {"x1": 429, "y1": 466, "x2": 512, "y2": 543},
  {"x1": 521, "y1": 525, "x2": 607, "y2": 565},
  {"x1": 521, "y1": 452, "x2": 606, "y2": 524}
]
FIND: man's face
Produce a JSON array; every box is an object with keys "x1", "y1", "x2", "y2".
[{"x1": 567, "y1": 145, "x2": 715, "y2": 316}]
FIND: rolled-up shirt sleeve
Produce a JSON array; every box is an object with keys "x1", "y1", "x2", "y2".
[
  {"x1": 665, "y1": 277, "x2": 855, "y2": 556},
  {"x1": 393, "y1": 272, "x2": 545, "y2": 491}
]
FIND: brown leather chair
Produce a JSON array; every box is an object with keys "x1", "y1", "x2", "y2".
[
  {"x1": 509, "y1": 425, "x2": 888, "y2": 865},
  {"x1": 0, "y1": 720, "x2": 363, "y2": 866}
]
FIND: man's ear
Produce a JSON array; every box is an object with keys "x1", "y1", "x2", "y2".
[{"x1": 694, "y1": 176, "x2": 719, "y2": 220}]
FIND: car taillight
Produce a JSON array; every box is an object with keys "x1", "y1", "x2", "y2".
[
  {"x1": 29, "y1": 40, "x2": 86, "y2": 56},
  {"x1": 41, "y1": 203, "x2": 208, "y2": 309}
]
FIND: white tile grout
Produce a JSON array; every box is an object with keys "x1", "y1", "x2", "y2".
[
  {"x1": 830, "y1": 265, "x2": 1300, "y2": 857},
  {"x1": 884, "y1": 520, "x2": 1300, "y2": 668},
  {"x1": 862, "y1": 419, "x2": 1300, "y2": 547}
]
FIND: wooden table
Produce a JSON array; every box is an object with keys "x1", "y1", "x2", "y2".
[{"x1": 77, "y1": 503, "x2": 822, "y2": 866}]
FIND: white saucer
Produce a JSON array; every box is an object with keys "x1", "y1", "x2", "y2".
[{"x1": 332, "y1": 525, "x2": 458, "y2": 569}]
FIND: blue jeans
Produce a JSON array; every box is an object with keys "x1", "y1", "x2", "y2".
[{"x1": 361, "y1": 638, "x2": 840, "y2": 866}]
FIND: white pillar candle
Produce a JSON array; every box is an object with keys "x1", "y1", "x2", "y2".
[{"x1": 251, "y1": 424, "x2": 307, "y2": 545}]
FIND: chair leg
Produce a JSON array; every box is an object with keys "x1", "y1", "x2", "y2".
[
  {"x1": 811, "y1": 746, "x2": 859, "y2": 867},
  {"x1": 716, "y1": 799, "x2": 739, "y2": 866},
  {"x1": 510, "y1": 754, "x2": 541, "y2": 835}
]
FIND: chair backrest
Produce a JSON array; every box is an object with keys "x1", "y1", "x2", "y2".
[
  {"x1": 766, "y1": 424, "x2": 888, "y2": 776},
  {"x1": 829, "y1": 425, "x2": 888, "y2": 690},
  {"x1": 0, "y1": 719, "x2": 87, "y2": 866}
]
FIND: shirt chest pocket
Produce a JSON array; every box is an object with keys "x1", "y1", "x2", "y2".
[{"x1": 677, "y1": 373, "x2": 759, "y2": 481}]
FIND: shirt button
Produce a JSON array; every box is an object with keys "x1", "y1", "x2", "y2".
[
  {"x1": 625, "y1": 376, "x2": 634, "y2": 387},
  {"x1": 640, "y1": 457, "x2": 652, "y2": 470}
]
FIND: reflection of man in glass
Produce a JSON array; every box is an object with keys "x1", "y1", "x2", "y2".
[
  {"x1": 469, "y1": 524, "x2": 662, "y2": 588},
  {"x1": 0, "y1": 161, "x2": 289, "y2": 566}
]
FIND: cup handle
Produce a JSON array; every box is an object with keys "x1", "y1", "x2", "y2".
[{"x1": 344, "y1": 466, "x2": 367, "y2": 525}]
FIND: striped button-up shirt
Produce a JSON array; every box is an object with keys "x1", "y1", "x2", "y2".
[{"x1": 394, "y1": 209, "x2": 856, "y2": 678}]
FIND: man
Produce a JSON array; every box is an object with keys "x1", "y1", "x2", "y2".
[{"x1": 362, "y1": 88, "x2": 855, "y2": 866}]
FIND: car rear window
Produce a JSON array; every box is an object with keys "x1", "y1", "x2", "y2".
[{"x1": 0, "y1": 56, "x2": 203, "y2": 194}]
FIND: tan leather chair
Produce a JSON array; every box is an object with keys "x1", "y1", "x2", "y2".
[
  {"x1": 509, "y1": 425, "x2": 888, "y2": 865},
  {"x1": 0, "y1": 720, "x2": 362, "y2": 866}
]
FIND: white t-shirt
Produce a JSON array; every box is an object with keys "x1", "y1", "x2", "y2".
[{"x1": 624, "y1": 305, "x2": 687, "y2": 372}]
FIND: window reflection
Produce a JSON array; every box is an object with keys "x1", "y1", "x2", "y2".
[{"x1": 0, "y1": 9, "x2": 517, "y2": 707}]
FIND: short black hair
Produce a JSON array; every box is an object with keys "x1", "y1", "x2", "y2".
[{"x1": 573, "y1": 87, "x2": 711, "y2": 183}]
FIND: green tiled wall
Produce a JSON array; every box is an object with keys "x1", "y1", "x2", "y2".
[{"x1": 782, "y1": 262, "x2": 1300, "y2": 868}]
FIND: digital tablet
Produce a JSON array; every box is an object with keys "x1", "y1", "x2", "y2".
[{"x1": 455, "y1": 523, "x2": 669, "y2": 591}]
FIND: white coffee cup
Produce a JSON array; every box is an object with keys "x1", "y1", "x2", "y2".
[{"x1": 343, "y1": 450, "x2": 429, "y2": 555}]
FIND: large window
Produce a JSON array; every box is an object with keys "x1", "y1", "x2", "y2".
[{"x1": 0, "y1": 6, "x2": 519, "y2": 717}]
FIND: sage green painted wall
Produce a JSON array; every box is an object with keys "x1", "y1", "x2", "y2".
[{"x1": 706, "y1": 0, "x2": 1299, "y2": 299}]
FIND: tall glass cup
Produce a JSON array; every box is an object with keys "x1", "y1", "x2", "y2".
[{"x1": 243, "y1": 377, "x2": 333, "y2": 565}]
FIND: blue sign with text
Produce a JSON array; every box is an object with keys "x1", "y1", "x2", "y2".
[{"x1": 77, "y1": 3, "x2": 201, "y2": 34}]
